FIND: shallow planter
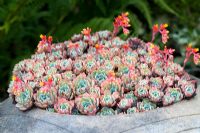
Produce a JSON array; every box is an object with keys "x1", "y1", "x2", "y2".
[{"x1": 0, "y1": 76, "x2": 199, "y2": 133}]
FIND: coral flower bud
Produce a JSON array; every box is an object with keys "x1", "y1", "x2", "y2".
[
  {"x1": 48, "y1": 36, "x2": 53, "y2": 43},
  {"x1": 81, "y1": 27, "x2": 91, "y2": 36},
  {"x1": 153, "y1": 24, "x2": 159, "y2": 33},
  {"x1": 40, "y1": 82, "x2": 45, "y2": 87}
]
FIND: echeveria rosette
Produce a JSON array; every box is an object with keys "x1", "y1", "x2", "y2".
[
  {"x1": 117, "y1": 98, "x2": 133, "y2": 110},
  {"x1": 34, "y1": 86, "x2": 57, "y2": 109},
  {"x1": 54, "y1": 98, "x2": 74, "y2": 114},
  {"x1": 139, "y1": 63, "x2": 152, "y2": 76},
  {"x1": 127, "y1": 107, "x2": 139, "y2": 114},
  {"x1": 75, "y1": 93, "x2": 99, "y2": 115},
  {"x1": 15, "y1": 85, "x2": 33, "y2": 111},
  {"x1": 134, "y1": 85, "x2": 149, "y2": 98},
  {"x1": 181, "y1": 83, "x2": 196, "y2": 98},
  {"x1": 33, "y1": 61, "x2": 46, "y2": 78},
  {"x1": 165, "y1": 87, "x2": 183, "y2": 103},
  {"x1": 150, "y1": 77, "x2": 163, "y2": 90},
  {"x1": 97, "y1": 107, "x2": 115, "y2": 116},
  {"x1": 121, "y1": 74, "x2": 134, "y2": 92},
  {"x1": 57, "y1": 80, "x2": 74, "y2": 100},
  {"x1": 101, "y1": 60, "x2": 114, "y2": 71},
  {"x1": 92, "y1": 69, "x2": 108, "y2": 86},
  {"x1": 73, "y1": 59, "x2": 84, "y2": 75},
  {"x1": 95, "y1": 49, "x2": 110, "y2": 64},
  {"x1": 66, "y1": 41, "x2": 84, "y2": 59},
  {"x1": 117, "y1": 65, "x2": 130, "y2": 76},
  {"x1": 61, "y1": 71, "x2": 75, "y2": 81},
  {"x1": 165, "y1": 66, "x2": 175, "y2": 76},
  {"x1": 109, "y1": 47, "x2": 120, "y2": 57},
  {"x1": 163, "y1": 75, "x2": 174, "y2": 87},
  {"x1": 100, "y1": 93, "x2": 117, "y2": 107},
  {"x1": 148, "y1": 87, "x2": 164, "y2": 102},
  {"x1": 124, "y1": 91, "x2": 138, "y2": 105},
  {"x1": 59, "y1": 59, "x2": 73, "y2": 71},
  {"x1": 84, "y1": 57, "x2": 99, "y2": 73},
  {"x1": 73, "y1": 73, "x2": 91, "y2": 96},
  {"x1": 137, "y1": 99, "x2": 157, "y2": 112},
  {"x1": 89, "y1": 85, "x2": 101, "y2": 97},
  {"x1": 122, "y1": 56, "x2": 137, "y2": 67},
  {"x1": 169, "y1": 62, "x2": 184, "y2": 75},
  {"x1": 152, "y1": 66, "x2": 165, "y2": 76},
  {"x1": 162, "y1": 94, "x2": 175, "y2": 106},
  {"x1": 101, "y1": 77, "x2": 122, "y2": 96}
]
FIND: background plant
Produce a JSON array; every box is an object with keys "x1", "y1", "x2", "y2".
[{"x1": 0, "y1": 0, "x2": 200, "y2": 101}]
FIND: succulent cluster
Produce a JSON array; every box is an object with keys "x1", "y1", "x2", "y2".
[{"x1": 8, "y1": 12, "x2": 199, "y2": 115}]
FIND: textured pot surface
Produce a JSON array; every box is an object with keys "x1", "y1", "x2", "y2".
[{"x1": 0, "y1": 77, "x2": 200, "y2": 133}]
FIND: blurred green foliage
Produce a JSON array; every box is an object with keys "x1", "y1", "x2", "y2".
[{"x1": 0, "y1": 0, "x2": 200, "y2": 100}]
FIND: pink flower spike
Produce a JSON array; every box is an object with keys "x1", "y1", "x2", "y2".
[
  {"x1": 81, "y1": 27, "x2": 91, "y2": 36},
  {"x1": 113, "y1": 12, "x2": 130, "y2": 36},
  {"x1": 160, "y1": 29, "x2": 169, "y2": 44},
  {"x1": 151, "y1": 23, "x2": 169, "y2": 44},
  {"x1": 151, "y1": 24, "x2": 159, "y2": 42},
  {"x1": 183, "y1": 44, "x2": 200, "y2": 67}
]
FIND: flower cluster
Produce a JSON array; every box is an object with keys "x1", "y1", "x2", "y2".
[
  {"x1": 7, "y1": 13, "x2": 198, "y2": 115},
  {"x1": 184, "y1": 44, "x2": 200, "y2": 67},
  {"x1": 152, "y1": 24, "x2": 169, "y2": 44},
  {"x1": 113, "y1": 12, "x2": 130, "y2": 36}
]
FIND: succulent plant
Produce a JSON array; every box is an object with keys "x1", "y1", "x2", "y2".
[
  {"x1": 134, "y1": 85, "x2": 149, "y2": 98},
  {"x1": 117, "y1": 98, "x2": 133, "y2": 110},
  {"x1": 137, "y1": 99, "x2": 157, "y2": 112},
  {"x1": 101, "y1": 77, "x2": 122, "y2": 95},
  {"x1": 73, "y1": 73, "x2": 91, "y2": 96},
  {"x1": 92, "y1": 69, "x2": 108, "y2": 85},
  {"x1": 97, "y1": 107, "x2": 115, "y2": 116},
  {"x1": 75, "y1": 93, "x2": 99, "y2": 115},
  {"x1": 148, "y1": 87, "x2": 164, "y2": 102},
  {"x1": 54, "y1": 98, "x2": 74, "y2": 114},
  {"x1": 57, "y1": 80, "x2": 74, "y2": 100},
  {"x1": 15, "y1": 86, "x2": 33, "y2": 111},
  {"x1": 165, "y1": 87, "x2": 183, "y2": 103},
  {"x1": 127, "y1": 107, "x2": 139, "y2": 114},
  {"x1": 7, "y1": 12, "x2": 199, "y2": 115},
  {"x1": 100, "y1": 93, "x2": 118, "y2": 107}
]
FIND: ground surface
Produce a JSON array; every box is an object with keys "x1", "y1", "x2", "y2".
[{"x1": 0, "y1": 77, "x2": 200, "y2": 133}]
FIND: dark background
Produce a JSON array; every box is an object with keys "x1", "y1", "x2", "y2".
[{"x1": 0, "y1": 0, "x2": 200, "y2": 101}]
